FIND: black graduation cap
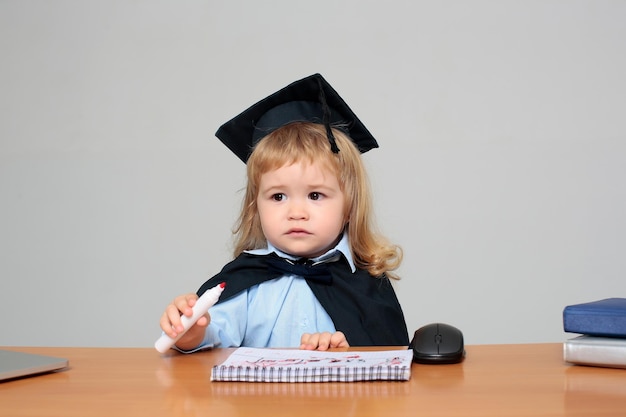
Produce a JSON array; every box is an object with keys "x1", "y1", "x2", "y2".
[{"x1": 215, "y1": 73, "x2": 379, "y2": 163}]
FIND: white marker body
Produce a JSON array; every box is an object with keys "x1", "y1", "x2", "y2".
[{"x1": 154, "y1": 283, "x2": 225, "y2": 353}]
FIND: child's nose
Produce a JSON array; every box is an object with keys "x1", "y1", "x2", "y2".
[{"x1": 287, "y1": 200, "x2": 309, "y2": 220}]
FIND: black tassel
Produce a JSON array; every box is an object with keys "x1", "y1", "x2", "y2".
[{"x1": 317, "y1": 78, "x2": 340, "y2": 154}]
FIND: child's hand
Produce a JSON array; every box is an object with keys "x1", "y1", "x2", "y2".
[
  {"x1": 300, "y1": 331, "x2": 349, "y2": 351},
  {"x1": 159, "y1": 293, "x2": 210, "y2": 350}
]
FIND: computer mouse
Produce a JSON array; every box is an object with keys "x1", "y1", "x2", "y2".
[{"x1": 410, "y1": 323, "x2": 465, "y2": 364}]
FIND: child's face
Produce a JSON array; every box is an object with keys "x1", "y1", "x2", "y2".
[{"x1": 256, "y1": 160, "x2": 346, "y2": 258}]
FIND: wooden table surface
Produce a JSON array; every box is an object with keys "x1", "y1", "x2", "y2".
[{"x1": 1, "y1": 344, "x2": 625, "y2": 417}]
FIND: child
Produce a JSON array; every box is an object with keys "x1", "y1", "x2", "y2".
[{"x1": 160, "y1": 74, "x2": 408, "y2": 352}]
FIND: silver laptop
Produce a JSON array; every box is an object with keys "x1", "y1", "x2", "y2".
[{"x1": 0, "y1": 349, "x2": 68, "y2": 381}]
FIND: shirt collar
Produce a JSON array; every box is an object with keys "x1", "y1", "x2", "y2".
[{"x1": 246, "y1": 230, "x2": 357, "y2": 273}]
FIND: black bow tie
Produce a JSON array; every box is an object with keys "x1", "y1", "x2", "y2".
[{"x1": 265, "y1": 254, "x2": 335, "y2": 285}]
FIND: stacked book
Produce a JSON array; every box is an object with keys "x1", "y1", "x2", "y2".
[{"x1": 563, "y1": 298, "x2": 626, "y2": 369}]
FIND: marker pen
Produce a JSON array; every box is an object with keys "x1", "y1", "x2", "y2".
[{"x1": 155, "y1": 282, "x2": 226, "y2": 353}]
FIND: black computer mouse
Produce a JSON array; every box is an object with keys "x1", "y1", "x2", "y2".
[{"x1": 410, "y1": 323, "x2": 465, "y2": 364}]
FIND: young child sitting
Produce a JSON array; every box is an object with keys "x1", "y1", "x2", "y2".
[{"x1": 160, "y1": 74, "x2": 408, "y2": 352}]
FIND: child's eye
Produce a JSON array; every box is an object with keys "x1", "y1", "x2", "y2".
[
  {"x1": 309, "y1": 192, "x2": 322, "y2": 201},
  {"x1": 271, "y1": 193, "x2": 285, "y2": 201}
]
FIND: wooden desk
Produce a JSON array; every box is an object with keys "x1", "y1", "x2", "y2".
[{"x1": 1, "y1": 344, "x2": 625, "y2": 417}]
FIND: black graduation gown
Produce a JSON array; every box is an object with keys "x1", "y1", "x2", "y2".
[{"x1": 196, "y1": 252, "x2": 409, "y2": 347}]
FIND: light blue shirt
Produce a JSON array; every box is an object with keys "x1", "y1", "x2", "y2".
[{"x1": 181, "y1": 232, "x2": 356, "y2": 352}]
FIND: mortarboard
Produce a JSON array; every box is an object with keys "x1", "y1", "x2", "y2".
[{"x1": 215, "y1": 73, "x2": 379, "y2": 163}]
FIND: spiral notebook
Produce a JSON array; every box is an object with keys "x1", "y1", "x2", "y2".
[{"x1": 211, "y1": 347, "x2": 413, "y2": 383}]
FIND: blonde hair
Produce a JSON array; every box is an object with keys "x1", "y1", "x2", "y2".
[{"x1": 232, "y1": 122, "x2": 402, "y2": 279}]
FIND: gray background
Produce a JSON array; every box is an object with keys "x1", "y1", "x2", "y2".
[{"x1": 1, "y1": 0, "x2": 624, "y2": 347}]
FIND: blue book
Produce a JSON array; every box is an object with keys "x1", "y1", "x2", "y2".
[{"x1": 563, "y1": 298, "x2": 626, "y2": 337}]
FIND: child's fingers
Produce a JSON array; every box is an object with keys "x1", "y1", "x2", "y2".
[
  {"x1": 195, "y1": 313, "x2": 210, "y2": 328},
  {"x1": 330, "y1": 331, "x2": 349, "y2": 348},
  {"x1": 160, "y1": 293, "x2": 198, "y2": 336},
  {"x1": 299, "y1": 333, "x2": 318, "y2": 350},
  {"x1": 174, "y1": 293, "x2": 198, "y2": 315},
  {"x1": 300, "y1": 332, "x2": 337, "y2": 351},
  {"x1": 316, "y1": 332, "x2": 332, "y2": 351},
  {"x1": 160, "y1": 305, "x2": 181, "y2": 337}
]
